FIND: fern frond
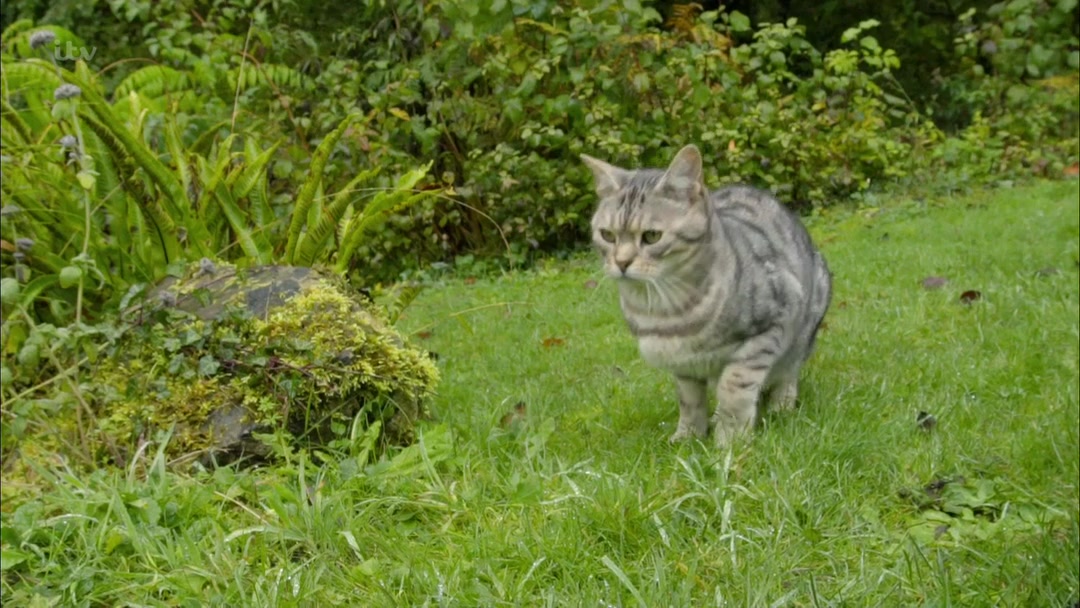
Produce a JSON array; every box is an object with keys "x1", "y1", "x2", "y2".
[
  {"x1": 284, "y1": 113, "x2": 360, "y2": 262},
  {"x1": 113, "y1": 65, "x2": 192, "y2": 100},
  {"x1": 1, "y1": 59, "x2": 63, "y2": 129},
  {"x1": 227, "y1": 63, "x2": 310, "y2": 93},
  {"x1": 51, "y1": 64, "x2": 213, "y2": 257},
  {"x1": 80, "y1": 111, "x2": 183, "y2": 263},
  {"x1": 196, "y1": 134, "x2": 236, "y2": 220},
  {"x1": 335, "y1": 162, "x2": 435, "y2": 272},
  {"x1": 385, "y1": 283, "x2": 424, "y2": 325},
  {"x1": 3, "y1": 24, "x2": 84, "y2": 57},
  {"x1": 0, "y1": 98, "x2": 32, "y2": 145},
  {"x1": 164, "y1": 117, "x2": 191, "y2": 190},
  {"x1": 246, "y1": 163, "x2": 276, "y2": 239},
  {"x1": 212, "y1": 183, "x2": 272, "y2": 263},
  {"x1": 189, "y1": 119, "x2": 231, "y2": 155},
  {"x1": 1, "y1": 19, "x2": 34, "y2": 47},
  {"x1": 293, "y1": 167, "x2": 381, "y2": 267},
  {"x1": 227, "y1": 138, "x2": 280, "y2": 199}
]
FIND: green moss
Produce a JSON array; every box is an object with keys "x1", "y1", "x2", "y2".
[{"x1": 80, "y1": 264, "x2": 440, "y2": 466}]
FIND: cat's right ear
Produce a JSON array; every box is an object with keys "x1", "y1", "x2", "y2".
[{"x1": 581, "y1": 154, "x2": 629, "y2": 199}]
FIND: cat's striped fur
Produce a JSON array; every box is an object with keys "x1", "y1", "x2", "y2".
[{"x1": 581, "y1": 145, "x2": 832, "y2": 447}]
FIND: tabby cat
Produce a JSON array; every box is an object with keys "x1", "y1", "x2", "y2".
[{"x1": 581, "y1": 145, "x2": 832, "y2": 447}]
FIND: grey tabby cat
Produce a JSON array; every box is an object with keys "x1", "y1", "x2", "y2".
[{"x1": 581, "y1": 145, "x2": 832, "y2": 447}]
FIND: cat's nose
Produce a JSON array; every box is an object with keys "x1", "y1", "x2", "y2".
[{"x1": 616, "y1": 259, "x2": 632, "y2": 273}]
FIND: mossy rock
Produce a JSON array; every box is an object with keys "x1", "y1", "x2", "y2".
[{"x1": 94, "y1": 263, "x2": 438, "y2": 466}]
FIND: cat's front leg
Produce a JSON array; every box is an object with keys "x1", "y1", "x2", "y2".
[
  {"x1": 713, "y1": 332, "x2": 784, "y2": 446},
  {"x1": 669, "y1": 376, "x2": 709, "y2": 443},
  {"x1": 712, "y1": 364, "x2": 765, "y2": 447}
]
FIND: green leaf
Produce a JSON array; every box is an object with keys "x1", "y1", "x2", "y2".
[
  {"x1": 728, "y1": 11, "x2": 751, "y2": 33},
  {"x1": 0, "y1": 548, "x2": 29, "y2": 571},
  {"x1": 51, "y1": 98, "x2": 78, "y2": 121},
  {"x1": 18, "y1": 275, "x2": 59, "y2": 308},
  {"x1": 58, "y1": 265, "x2": 82, "y2": 288},
  {"x1": 198, "y1": 355, "x2": 220, "y2": 377},
  {"x1": 0, "y1": 278, "x2": 20, "y2": 307},
  {"x1": 76, "y1": 170, "x2": 96, "y2": 190}
]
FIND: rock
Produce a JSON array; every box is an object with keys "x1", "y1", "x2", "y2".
[{"x1": 96, "y1": 263, "x2": 439, "y2": 467}]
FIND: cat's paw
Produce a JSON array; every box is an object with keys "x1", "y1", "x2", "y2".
[
  {"x1": 772, "y1": 392, "x2": 798, "y2": 412},
  {"x1": 712, "y1": 418, "x2": 752, "y2": 448},
  {"x1": 668, "y1": 426, "x2": 706, "y2": 444}
]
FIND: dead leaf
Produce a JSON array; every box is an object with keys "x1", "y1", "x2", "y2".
[
  {"x1": 0, "y1": 239, "x2": 13, "y2": 253},
  {"x1": 921, "y1": 276, "x2": 948, "y2": 290},
  {"x1": 542, "y1": 337, "x2": 565, "y2": 348},
  {"x1": 584, "y1": 279, "x2": 598, "y2": 289},
  {"x1": 959, "y1": 290, "x2": 982, "y2": 304},
  {"x1": 727, "y1": 139, "x2": 737, "y2": 152},
  {"x1": 1064, "y1": 163, "x2": 1079, "y2": 177},
  {"x1": 499, "y1": 401, "x2": 527, "y2": 428},
  {"x1": 416, "y1": 330, "x2": 433, "y2": 340},
  {"x1": 464, "y1": 277, "x2": 477, "y2": 285}
]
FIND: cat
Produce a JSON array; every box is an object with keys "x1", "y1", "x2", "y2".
[{"x1": 581, "y1": 144, "x2": 832, "y2": 447}]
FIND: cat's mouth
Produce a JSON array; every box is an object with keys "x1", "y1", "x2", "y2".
[{"x1": 608, "y1": 266, "x2": 649, "y2": 282}]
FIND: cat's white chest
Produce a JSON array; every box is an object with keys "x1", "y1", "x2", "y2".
[{"x1": 636, "y1": 334, "x2": 731, "y2": 379}]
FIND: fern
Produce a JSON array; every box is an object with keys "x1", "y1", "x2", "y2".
[
  {"x1": 292, "y1": 167, "x2": 381, "y2": 267},
  {"x1": 244, "y1": 137, "x2": 277, "y2": 238},
  {"x1": 0, "y1": 98, "x2": 32, "y2": 145},
  {"x1": 80, "y1": 112, "x2": 183, "y2": 263},
  {"x1": 2, "y1": 23, "x2": 84, "y2": 58},
  {"x1": 164, "y1": 117, "x2": 192, "y2": 197},
  {"x1": 113, "y1": 65, "x2": 192, "y2": 100},
  {"x1": 45, "y1": 63, "x2": 214, "y2": 258},
  {"x1": 284, "y1": 113, "x2": 361, "y2": 262},
  {"x1": 227, "y1": 63, "x2": 310, "y2": 93},
  {"x1": 335, "y1": 163, "x2": 435, "y2": 273},
  {"x1": 195, "y1": 135, "x2": 236, "y2": 222},
  {"x1": 384, "y1": 283, "x2": 424, "y2": 325},
  {"x1": 1, "y1": 59, "x2": 63, "y2": 131},
  {"x1": 1, "y1": 19, "x2": 34, "y2": 47},
  {"x1": 212, "y1": 183, "x2": 272, "y2": 264},
  {"x1": 227, "y1": 138, "x2": 280, "y2": 199}
]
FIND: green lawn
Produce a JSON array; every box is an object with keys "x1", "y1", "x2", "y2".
[{"x1": 3, "y1": 181, "x2": 1078, "y2": 606}]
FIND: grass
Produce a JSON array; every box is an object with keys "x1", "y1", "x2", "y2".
[{"x1": 2, "y1": 180, "x2": 1078, "y2": 606}]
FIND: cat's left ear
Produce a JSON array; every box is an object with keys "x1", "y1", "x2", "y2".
[
  {"x1": 656, "y1": 144, "x2": 704, "y2": 200},
  {"x1": 581, "y1": 154, "x2": 631, "y2": 199}
]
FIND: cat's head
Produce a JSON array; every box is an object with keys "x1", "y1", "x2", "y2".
[{"x1": 581, "y1": 145, "x2": 710, "y2": 282}]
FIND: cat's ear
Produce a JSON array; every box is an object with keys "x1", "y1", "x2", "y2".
[
  {"x1": 657, "y1": 144, "x2": 704, "y2": 199},
  {"x1": 581, "y1": 154, "x2": 630, "y2": 198}
]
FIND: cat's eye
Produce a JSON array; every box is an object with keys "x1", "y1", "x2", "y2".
[
  {"x1": 641, "y1": 230, "x2": 663, "y2": 245},
  {"x1": 599, "y1": 229, "x2": 616, "y2": 243}
]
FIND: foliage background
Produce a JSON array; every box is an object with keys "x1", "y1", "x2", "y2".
[{"x1": 4, "y1": 0, "x2": 1077, "y2": 284}]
